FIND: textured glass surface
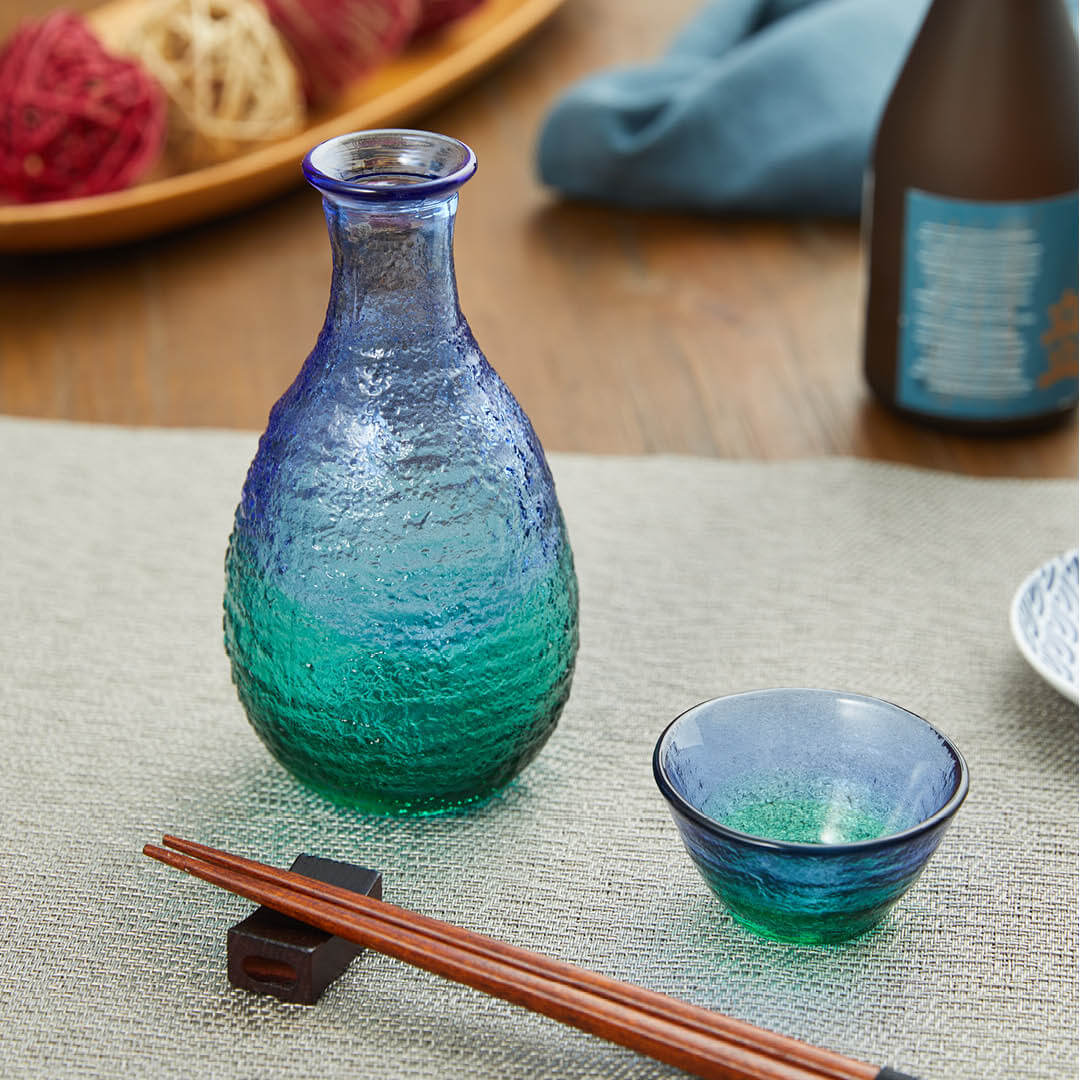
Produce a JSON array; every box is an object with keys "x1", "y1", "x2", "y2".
[
  {"x1": 654, "y1": 689, "x2": 968, "y2": 944},
  {"x1": 224, "y1": 131, "x2": 579, "y2": 814}
]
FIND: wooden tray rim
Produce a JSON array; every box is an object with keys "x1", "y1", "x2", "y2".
[{"x1": 0, "y1": 0, "x2": 566, "y2": 250}]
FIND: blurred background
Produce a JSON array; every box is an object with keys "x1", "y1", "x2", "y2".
[{"x1": 0, "y1": 0, "x2": 1075, "y2": 476}]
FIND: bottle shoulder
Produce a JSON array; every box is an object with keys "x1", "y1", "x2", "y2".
[
  {"x1": 239, "y1": 348, "x2": 553, "y2": 524},
  {"x1": 871, "y1": 2, "x2": 1078, "y2": 199}
]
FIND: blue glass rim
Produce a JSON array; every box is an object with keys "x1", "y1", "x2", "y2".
[
  {"x1": 302, "y1": 129, "x2": 478, "y2": 202},
  {"x1": 653, "y1": 687, "x2": 970, "y2": 856}
]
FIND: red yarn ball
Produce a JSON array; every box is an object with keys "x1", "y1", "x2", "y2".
[
  {"x1": 0, "y1": 12, "x2": 166, "y2": 203},
  {"x1": 262, "y1": 0, "x2": 420, "y2": 106},
  {"x1": 413, "y1": 0, "x2": 485, "y2": 38}
]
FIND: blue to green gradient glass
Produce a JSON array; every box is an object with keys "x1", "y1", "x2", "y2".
[
  {"x1": 654, "y1": 689, "x2": 969, "y2": 943},
  {"x1": 224, "y1": 131, "x2": 579, "y2": 814}
]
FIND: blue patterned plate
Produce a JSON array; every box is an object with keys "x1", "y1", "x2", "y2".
[{"x1": 1010, "y1": 550, "x2": 1079, "y2": 704}]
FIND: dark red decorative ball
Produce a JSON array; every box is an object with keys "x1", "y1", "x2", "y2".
[
  {"x1": 262, "y1": 0, "x2": 420, "y2": 107},
  {"x1": 0, "y1": 11, "x2": 167, "y2": 203},
  {"x1": 413, "y1": 0, "x2": 486, "y2": 38}
]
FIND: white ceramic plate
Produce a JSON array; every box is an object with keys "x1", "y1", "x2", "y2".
[{"x1": 1010, "y1": 549, "x2": 1079, "y2": 704}]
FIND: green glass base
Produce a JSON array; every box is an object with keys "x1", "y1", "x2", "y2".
[
  {"x1": 724, "y1": 898, "x2": 895, "y2": 944},
  {"x1": 286, "y1": 763, "x2": 520, "y2": 817},
  {"x1": 225, "y1": 542, "x2": 577, "y2": 815}
]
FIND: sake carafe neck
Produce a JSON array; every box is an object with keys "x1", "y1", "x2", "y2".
[
  {"x1": 303, "y1": 130, "x2": 479, "y2": 357},
  {"x1": 322, "y1": 194, "x2": 462, "y2": 345}
]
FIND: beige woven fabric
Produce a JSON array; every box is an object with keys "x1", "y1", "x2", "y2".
[{"x1": 1, "y1": 415, "x2": 1076, "y2": 1080}]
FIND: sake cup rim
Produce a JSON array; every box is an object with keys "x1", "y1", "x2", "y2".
[{"x1": 652, "y1": 687, "x2": 970, "y2": 856}]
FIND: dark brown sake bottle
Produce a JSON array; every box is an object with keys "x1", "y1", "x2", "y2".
[{"x1": 863, "y1": 0, "x2": 1079, "y2": 433}]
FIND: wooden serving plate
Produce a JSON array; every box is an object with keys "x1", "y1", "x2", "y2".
[{"x1": 0, "y1": 0, "x2": 566, "y2": 252}]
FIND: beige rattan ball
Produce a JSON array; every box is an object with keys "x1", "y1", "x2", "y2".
[{"x1": 125, "y1": 0, "x2": 305, "y2": 169}]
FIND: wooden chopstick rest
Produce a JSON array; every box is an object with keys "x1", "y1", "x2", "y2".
[{"x1": 227, "y1": 853, "x2": 382, "y2": 1004}]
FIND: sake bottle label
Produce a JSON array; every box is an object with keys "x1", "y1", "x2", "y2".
[{"x1": 896, "y1": 189, "x2": 1078, "y2": 420}]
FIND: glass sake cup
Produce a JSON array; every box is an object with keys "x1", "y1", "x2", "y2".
[{"x1": 653, "y1": 688, "x2": 969, "y2": 944}]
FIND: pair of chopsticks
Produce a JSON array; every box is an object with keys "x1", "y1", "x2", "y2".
[{"x1": 145, "y1": 836, "x2": 913, "y2": 1080}]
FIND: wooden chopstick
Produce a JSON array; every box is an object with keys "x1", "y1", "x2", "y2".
[
  {"x1": 143, "y1": 837, "x2": 898, "y2": 1080},
  {"x1": 158, "y1": 834, "x2": 871, "y2": 1080},
  {"x1": 147, "y1": 841, "x2": 803, "y2": 1080}
]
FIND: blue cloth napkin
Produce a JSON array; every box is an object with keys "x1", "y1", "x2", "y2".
[{"x1": 536, "y1": 0, "x2": 932, "y2": 217}]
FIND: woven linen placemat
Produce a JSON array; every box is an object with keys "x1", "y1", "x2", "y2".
[{"x1": 0, "y1": 415, "x2": 1076, "y2": 1080}]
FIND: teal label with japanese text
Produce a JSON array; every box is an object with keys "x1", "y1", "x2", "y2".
[{"x1": 897, "y1": 189, "x2": 1078, "y2": 419}]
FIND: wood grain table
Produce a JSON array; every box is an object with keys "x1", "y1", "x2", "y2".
[{"x1": 1, "y1": 0, "x2": 1076, "y2": 477}]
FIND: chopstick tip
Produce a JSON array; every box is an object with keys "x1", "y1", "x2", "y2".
[{"x1": 144, "y1": 842, "x2": 184, "y2": 868}]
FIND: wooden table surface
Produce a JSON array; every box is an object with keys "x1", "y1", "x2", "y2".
[{"x1": 1, "y1": 0, "x2": 1076, "y2": 477}]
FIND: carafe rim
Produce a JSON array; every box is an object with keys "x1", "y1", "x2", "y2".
[{"x1": 303, "y1": 129, "x2": 478, "y2": 205}]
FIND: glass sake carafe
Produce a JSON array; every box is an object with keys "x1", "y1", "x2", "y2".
[{"x1": 223, "y1": 130, "x2": 579, "y2": 814}]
